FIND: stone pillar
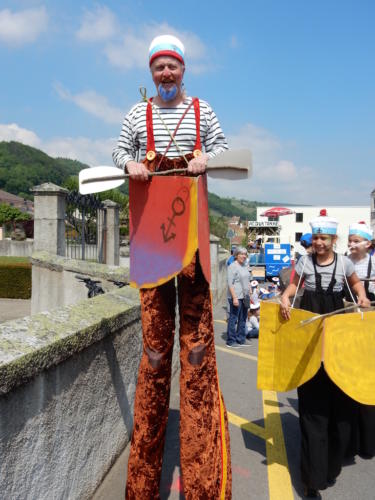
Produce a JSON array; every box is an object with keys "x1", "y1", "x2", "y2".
[
  {"x1": 31, "y1": 183, "x2": 68, "y2": 256},
  {"x1": 103, "y1": 200, "x2": 119, "y2": 266},
  {"x1": 96, "y1": 208, "x2": 106, "y2": 264},
  {"x1": 210, "y1": 234, "x2": 220, "y2": 303}
]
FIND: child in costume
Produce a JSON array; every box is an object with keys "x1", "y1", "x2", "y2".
[
  {"x1": 250, "y1": 280, "x2": 260, "y2": 305},
  {"x1": 280, "y1": 209, "x2": 370, "y2": 499},
  {"x1": 246, "y1": 303, "x2": 260, "y2": 339},
  {"x1": 347, "y1": 221, "x2": 375, "y2": 459},
  {"x1": 348, "y1": 222, "x2": 375, "y2": 302}
]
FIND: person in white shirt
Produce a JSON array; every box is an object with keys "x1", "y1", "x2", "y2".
[{"x1": 246, "y1": 303, "x2": 260, "y2": 339}]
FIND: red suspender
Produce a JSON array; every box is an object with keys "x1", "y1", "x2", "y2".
[
  {"x1": 193, "y1": 97, "x2": 201, "y2": 153},
  {"x1": 146, "y1": 99, "x2": 156, "y2": 160},
  {"x1": 145, "y1": 97, "x2": 202, "y2": 160}
]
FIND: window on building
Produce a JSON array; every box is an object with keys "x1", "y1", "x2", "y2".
[
  {"x1": 295, "y1": 232, "x2": 303, "y2": 242},
  {"x1": 268, "y1": 216, "x2": 279, "y2": 222},
  {"x1": 296, "y1": 212, "x2": 303, "y2": 222}
]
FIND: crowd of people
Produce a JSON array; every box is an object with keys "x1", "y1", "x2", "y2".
[{"x1": 226, "y1": 211, "x2": 374, "y2": 499}]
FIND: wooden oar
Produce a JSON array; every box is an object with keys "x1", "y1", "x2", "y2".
[
  {"x1": 299, "y1": 301, "x2": 375, "y2": 327},
  {"x1": 79, "y1": 149, "x2": 252, "y2": 194}
]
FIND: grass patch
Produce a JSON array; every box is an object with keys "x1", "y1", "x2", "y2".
[{"x1": 0, "y1": 256, "x2": 30, "y2": 265}]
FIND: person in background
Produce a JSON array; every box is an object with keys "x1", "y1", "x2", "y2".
[
  {"x1": 250, "y1": 280, "x2": 259, "y2": 305},
  {"x1": 227, "y1": 246, "x2": 251, "y2": 348},
  {"x1": 296, "y1": 233, "x2": 313, "y2": 261},
  {"x1": 347, "y1": 221, "x2": 375, "y2": 460},
  {"x1": 246, "y1": 303, "x2": 260, "y2": 339},
  {"x1": 280, "y1": 209, "x2": 370, "y2": 499},
  {"x1": 227, "y1": 248, "x2": 235, "y2": 266}
]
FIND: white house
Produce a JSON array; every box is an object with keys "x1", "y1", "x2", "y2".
[{"x1": 255, "y1": 205, "x2": 371, "y2": 254}]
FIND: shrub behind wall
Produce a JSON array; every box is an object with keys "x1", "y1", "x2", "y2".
[{"x1": 0, "y1": 260, "x2": 31, "y2": 299}]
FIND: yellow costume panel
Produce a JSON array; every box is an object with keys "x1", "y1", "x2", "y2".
[
  {"x1": 324, "y1": 311, "x2": 375, "y2": 405},
  {"x1": 258, "y1": 303, "x2": 375, "y2": 404},
  {"x1": 257, "y1": 302, "x2": 323, "y2": 392}
]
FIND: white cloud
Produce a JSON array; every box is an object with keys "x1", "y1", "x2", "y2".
[
  {"x1": 0, "y1": 123, "x2": 42, "y2": 147},
  {"x1": 209, "y1": 122, "x2": 323, "y2": 204},
  {"x1": 0, "y1": 123, "x2": 115, "y2": 166},
  {"x1": 0, "y1": 7, "x2": 48, "y2": 46},
  {"x1": 54, "y1": 83, "x2": 124, "y2": 125},
  {"x1": 259, "y1": 160, "x2": 299, "y2": 182},
  {"x1": 228, "y1": 123, "x2": 281, "y2": 162},
  {"x1": 101, "y1": 20, "x2": 210, "y2": 73},
  {"x1": 76, "y1": 5, "x2": 117, "y2": 42},
  {"x1": 76, "y1": 8, "x2": 212, "y2": 73},
  {"x1": 44, "y1": 136, "x2": 116, "y2": 166}
]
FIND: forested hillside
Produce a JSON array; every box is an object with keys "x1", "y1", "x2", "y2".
[
  {"x1": 0, "y1": 141, "x2": 274, "y2": 220},
  {"x1": 207, "y1": 192, "x2": 274, "y2": 220},
  {"x1": 0, "y1": 141, "x2": 88, "y2": 199}
]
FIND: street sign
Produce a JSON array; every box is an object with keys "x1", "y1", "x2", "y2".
[{"x1": 248, "y1": 221, "x2": 279, "y2": 228}]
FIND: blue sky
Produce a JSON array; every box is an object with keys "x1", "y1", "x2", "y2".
[{"x1": 0, "y1": 0, "x2": 374, "y2": 204}]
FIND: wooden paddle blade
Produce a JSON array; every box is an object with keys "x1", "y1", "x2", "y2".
[
  {"x1": 79, "y1": 166, "x2": 125, "y2": 194},
  {"x1": 207, "y1": 149, "x2": 252, "y2": 180}
]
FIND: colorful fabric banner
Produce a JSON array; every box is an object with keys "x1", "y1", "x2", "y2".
[
  {"x1": 257, "y1": 302, "x2": 375, "y2": 404},
  {"x1": 129, "y1": 175, "x2": 210, "y2": 288}
]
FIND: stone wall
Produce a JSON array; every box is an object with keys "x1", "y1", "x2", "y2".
[
  {"x1": 0, "y1": 286, "x2": 142, "y2": 500},
  {"x1": 0, "y1": 239, "x2": 33, "y2": 257}
]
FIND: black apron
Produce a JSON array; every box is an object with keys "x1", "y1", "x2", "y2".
[
  {"x1": 344, "y1": 254, "x2": 375, "y2": 458},
  {"x1": 297, "y1": 253, "x2": 355, "y2": 489}
]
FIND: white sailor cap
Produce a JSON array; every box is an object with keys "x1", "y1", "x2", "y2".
[
  {"x1": 149, "y1": 35, "x2": 185, "y2": 66},
  {"x1": 251, "y1": 280, "x2": 258, "y2": 288},
  {"x1": 349, "y1": 221, "x2": 373, "y2": 241},
  {"x1": 309, "y1": 209, "x2": 338, "y2": 235}
]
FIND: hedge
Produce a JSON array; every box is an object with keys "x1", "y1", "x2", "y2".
[{"x1": 0, "y1": 260, "x2": 31, "y2": 299}]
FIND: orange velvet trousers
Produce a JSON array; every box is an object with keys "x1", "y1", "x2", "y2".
[{"x1": 126, "y1": 253, "x2": 232, "y2": 499}]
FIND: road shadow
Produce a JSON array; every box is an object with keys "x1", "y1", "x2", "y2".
[
  {"x1": 240, "y1": 406, "x2": 307, "y2": 498},
  {"x1": 160, "y1": 408, "x2": 185, "y2": 499}
]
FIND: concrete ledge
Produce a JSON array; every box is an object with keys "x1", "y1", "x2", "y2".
[
  {"x1": 0, "y1": 286, "x2": 139, "y2": 395},
  {"x1": 31, "y1": 251, "x2": 129, "y2": 282}
]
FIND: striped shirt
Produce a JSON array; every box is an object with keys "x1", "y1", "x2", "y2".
[
  {"x1": 112, "y1": 97, "x2": 228, "y2": 169},
  {"x1": 349, "y1": 254, "x2": 375, "y2": 294}
]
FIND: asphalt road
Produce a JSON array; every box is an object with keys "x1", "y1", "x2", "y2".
[{"x1": 93, "y1": 299, "x2": 375, "y2": 500}]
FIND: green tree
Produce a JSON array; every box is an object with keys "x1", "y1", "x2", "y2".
[{"x1": 0, "y1": 204, "x2": 31, "y2": 225}]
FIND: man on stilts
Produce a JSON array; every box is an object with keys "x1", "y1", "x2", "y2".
[{"x1": 113, "y1": 34, "x2": 232, "y2": 499}]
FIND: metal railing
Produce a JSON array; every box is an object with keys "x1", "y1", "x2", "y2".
[{"x1": 65, "y1": 191, "x2": 106, "y2": 263}]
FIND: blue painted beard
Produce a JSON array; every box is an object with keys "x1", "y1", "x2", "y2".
[{"x1": 158, "y1": 83, "x2": 178, "y2": 102}]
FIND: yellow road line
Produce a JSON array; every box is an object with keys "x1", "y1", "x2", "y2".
[
  {"x1": 214, "y1": 319, "x2": 227, "y2": 324},
  {"x1": 215, "y1": 344, "x2": 258, "y2": 362},
  {"x1": 263, "y1": 390, "x2": 294, "y2": 500},
  {"x1": 227, "y1": 411, "x2": 267, "y2": 441}
]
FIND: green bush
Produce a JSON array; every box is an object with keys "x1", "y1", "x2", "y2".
[{"x1": 0, "y1": 260, "x2": 31, "y2": 299}]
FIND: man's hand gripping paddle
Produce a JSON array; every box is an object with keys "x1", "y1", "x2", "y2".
[{"x1": 79, "y1": 149, "x2": 252, "y2": 195}]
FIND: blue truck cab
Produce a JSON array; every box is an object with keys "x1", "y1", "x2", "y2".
[{"x1": 249, "y1": 243, "x2": 291, "y2": 279}]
